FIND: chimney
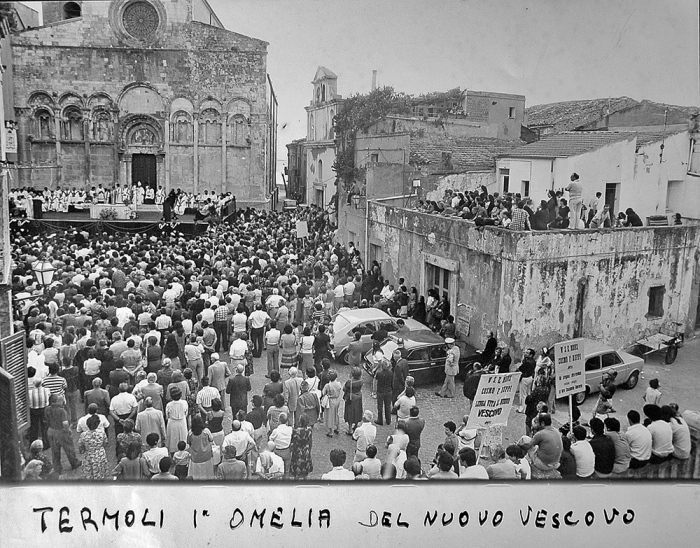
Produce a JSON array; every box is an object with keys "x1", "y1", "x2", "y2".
[{"x1": 371, "y1": 70, "x2": 377, "y2": 91}]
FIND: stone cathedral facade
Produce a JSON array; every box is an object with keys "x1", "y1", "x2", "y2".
[{"x1": 10, "y1": 0, "x2": 275, "y2": 206}]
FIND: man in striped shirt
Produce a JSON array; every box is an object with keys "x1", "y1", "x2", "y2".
[
  {"x1": 41, "y1": 363, "x2": 67, "y2": 399},
  {"x1": 29, "y1": 378, "x2": 52, "y2": 447},
  {"x1": 196, "y1": 376, "x2": 220, "y2": 421},
  {"x1": 213, "y1": 303, "x2": 229, "y2": 353}
]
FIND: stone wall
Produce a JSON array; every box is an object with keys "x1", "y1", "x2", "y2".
[
  {"x1": 11, "y1": 1, "x2": 269, "y2": 202},
  {"x1": 368, "y1": 202, "x2": 700, "y2": 356}
]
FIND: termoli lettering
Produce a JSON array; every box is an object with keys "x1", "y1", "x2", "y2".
[{"x1": 33, "y1": 507, "x2": 165, "y2": 533}]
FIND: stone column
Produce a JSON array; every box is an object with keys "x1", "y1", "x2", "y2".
[
  {"x1": 221, "y1": 115, "x2": 227, "y2": 194},
  {"x1": 124, "y1": 153, "x2": 132, "y2": 187},
  {"x1": 54, "y1": 114, "x2": 61, "y2": 188},
  {"x1": 83, "y1": 111, "x2": 91, "y2": 187},
  {"x1": 164, "y1": 119, "x2": 170, "y2": 193},
  {"x1": 193, "y1": 111, "x2": 199, "y2": 194},
  {"x1": 157, "y1": 154, "x2": 165, "y2": 192}
]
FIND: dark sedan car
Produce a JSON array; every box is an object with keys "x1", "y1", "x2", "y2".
[{"x1": 362, "y1": 331, "x2": 474, "y2": 386}]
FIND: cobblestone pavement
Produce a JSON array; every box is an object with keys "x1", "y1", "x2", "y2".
[{"x1": 56, "y1": 337, "x2": 700, "y2": 480}]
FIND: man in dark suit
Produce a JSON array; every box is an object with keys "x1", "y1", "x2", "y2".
[{"x1": 226, "y1": 364, "x2": 251, "y2": 419}]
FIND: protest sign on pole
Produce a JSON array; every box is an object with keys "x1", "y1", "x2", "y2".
[
  {"x1": 467, "y1": 372, "x2": 521, "y2": 429},
  {"x1": 554, "y1": 339, "x2": 585, "y2": 399},
  {"x1": 295, "y1": 220, "x2": 309, "y2": 239}
]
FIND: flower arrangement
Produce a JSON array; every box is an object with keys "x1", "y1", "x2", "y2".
[{"x1": 99, "y1": 207, "x2": 118, "y2": 220}]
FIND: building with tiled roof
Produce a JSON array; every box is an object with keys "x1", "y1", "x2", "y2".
[
  {"x1": 525, "y1": 97, "x2": 697, "y2": 137},
  {"x1": 526, "y1": 97, "x2": 638, "y2": 135},
  {"x1": 409, "y1": 136, "x2": 522, "y2": 172},
  {"x1": 496, "y1": 128, "x2": 697, "y2": 223}
]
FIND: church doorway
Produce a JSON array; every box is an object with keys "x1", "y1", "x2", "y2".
[{"x1": 132, "y1": 154, "x2": 157, "y2": 203}]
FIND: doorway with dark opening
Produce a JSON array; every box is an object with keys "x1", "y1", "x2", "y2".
[{"x1": 132, "y1": 154, "x2": 157, "y2": 204}]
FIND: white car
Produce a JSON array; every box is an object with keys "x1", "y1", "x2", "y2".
[
  {"x1": 329, "y1": 308, "x2": 430, "y2": 364},
  {"x1": 573, "y1": 338, "x2": 645, "y2": 404}
]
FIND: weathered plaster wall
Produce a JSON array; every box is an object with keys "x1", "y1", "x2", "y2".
[
  {"x1": 368, "y1": 201, "x2": 700, "y2": 358},
  {"x1": 305, "y1": 145, "x2": 336, "y2": 206},
  {"x1": 425, "y1": 171, "x2": 496, "y2": 202},
  {"x1": 499, "y1": 225, "x2": 700, "y2": 357},
  {"x1": 368, "y1": 202, "x2": 504, "y2": 349}
]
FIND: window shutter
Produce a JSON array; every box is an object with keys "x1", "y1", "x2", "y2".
[
  {"x1": 0, "y1": 333, "x2": 29, "y2": 433},
  {"x1": 0, "y1": 367, "x2": 21, "y2": 481}
]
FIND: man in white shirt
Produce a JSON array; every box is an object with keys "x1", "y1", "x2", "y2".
[
  {"x1": 143, "y1": 432, "x2": 169, "y2": 475},
  {"x1": 645, "y1": 405, "x2": 674, "y2": 464},
  {"x1": 569, "y1": 425, "x2": 595, "y2": 478},
  {"x1": 626, "y1": 409, "x2": 652, "y2": 468},
  {"x1": 343, "y1": 277, "x2": 356, "y2": 307},
  {"x1": 248, "y1": 304, "x2": 270, "y2": 358},
  {"x1": 321, "y1": 448, "x2": 355, "y2": 481},
  {"x1": 565, "y1": 172, "x2": 583, "y2": 230},
  {"x1": 458, "y1": 447, "x2": 489, "y2": 479},
  {"x1": 265, "y1": 321, "x2": 281, "y2": 377},
  {"x1": 255, "y1": 442, "x2": 285, "y2": 480},
  {"x1": 222, "y1": 420, "x2": 256, "y2": 473},
  {"x1": 585, "y1": 191, "x2": 602, "y2": 228},
  {"x1": 269, "y1": 413, "x2": 293, "y2": 478},
  {"x1": 109, "y1": 382, "x2": 138, "y2": 435},
  {"x1": 352, "y1": 410, "x2": 377, "y2": 463},
  {"x1": 333, "y1": 282, "x2": 345, "y2": 313},
  {"x1": 200, "y1": 302, "x2": 215, "y2": 325}
]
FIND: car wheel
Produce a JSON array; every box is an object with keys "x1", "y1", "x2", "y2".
[
  {"x1": 337, "y1": 350, "x2": 349, "y2": 365},
  {"x1": 625, "y1": 371, "x2": 639, "y2": 389},
  {"x1": 574, "y1": 389, "x2": 588, "y2": 405}
]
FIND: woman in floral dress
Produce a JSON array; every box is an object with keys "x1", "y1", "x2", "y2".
[
  {"x1": 183, "y1": 368, "x2": 199, "y2": 427},
  {"x1": 78, "y1": 415, "x2": 109, "y2": 480},
  {"x1": 115, "y1": 418, "x2": 142, "y2": 461},
  {"x1": 289, "y1": 413, "x2": 313, "y2": 480}
]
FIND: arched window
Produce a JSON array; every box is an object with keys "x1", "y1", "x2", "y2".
[
  {"x1": 34, "y1": 109, "x2": 54, "y2": 140},
  {"x1": 199, "y1": 108, "x2": 221, "y2": 145},
  {"x1": 62, "y1": 108, "x2": 83, "y2": 141},
  {"x1": 171, "y1": 111, "x2": 193, "y2": 143},
  {"x1": 230, "y1": 114, "x2": 250, "y2": 146},
  {"x1": 309, "y1": 114, "x2": 315, "y2": 141},
  {"x1": 316, "y1": 87, "x2": 321, "y2": 104},
  {"x1": 329, "y1": 109, "x2": 335, "y2": 140},
  {"x1": 64, "y1": 2, "x2": 81, "y2": 19},
  {"x1": 321, "y1": 84, "x2": 326, "y2": 102},
  {"x1": 318, "y1": 159, "x2": 323, "y2": 182},
  {"x1": 92, "y1": 111, "x2": 113, "y2": 142}
]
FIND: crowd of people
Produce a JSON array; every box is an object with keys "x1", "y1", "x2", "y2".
[
  {"x1": 12, "y1": 197, "x2": 693, "y2": 481},
  {"x1": 8, "y1": 183, "x2": 235, "y2": 222},
  {"x1": 412, "y1": 174, "x2": 669, "y2": 230}
]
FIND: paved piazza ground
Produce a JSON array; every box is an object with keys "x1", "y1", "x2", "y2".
[{"x1": 55, "y1": 337, "x2": 700, "y2": 481}]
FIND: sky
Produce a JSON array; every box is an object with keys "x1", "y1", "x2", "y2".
[
  {"x1": 209, "y1": 0, "x2": 698, "y2": 163},
  {"x1": 21, "y1": 0, "x2": 700, "y2": 166}
]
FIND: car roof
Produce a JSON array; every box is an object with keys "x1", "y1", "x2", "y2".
[
  {"x1": 579, "y1": 338, "x2": 614, "y2": 356},
  {"x1": 389, "y1": 330, "x2": 445, "y2": 348},
  {"x1": 335, "y1": 309, "x2": 391, "y2": 322}
]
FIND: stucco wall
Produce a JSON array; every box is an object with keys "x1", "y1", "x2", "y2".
[
  {"x1": 425, "y1": 171, "x2": 496, "y2": 202},
  {"x1": 499, "y1": 225, "x2": 700, "y2": 356},
  {"x1": 368, "y1": 202, "x2": 505, "y2": 349},
  {"x1": 368, "y1": 201, "x2": 700, "y2": 358}
]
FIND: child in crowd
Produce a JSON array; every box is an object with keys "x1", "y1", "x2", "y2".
[{"x1": 173, "y1": 440, "x2": 191, "y2": 480}]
